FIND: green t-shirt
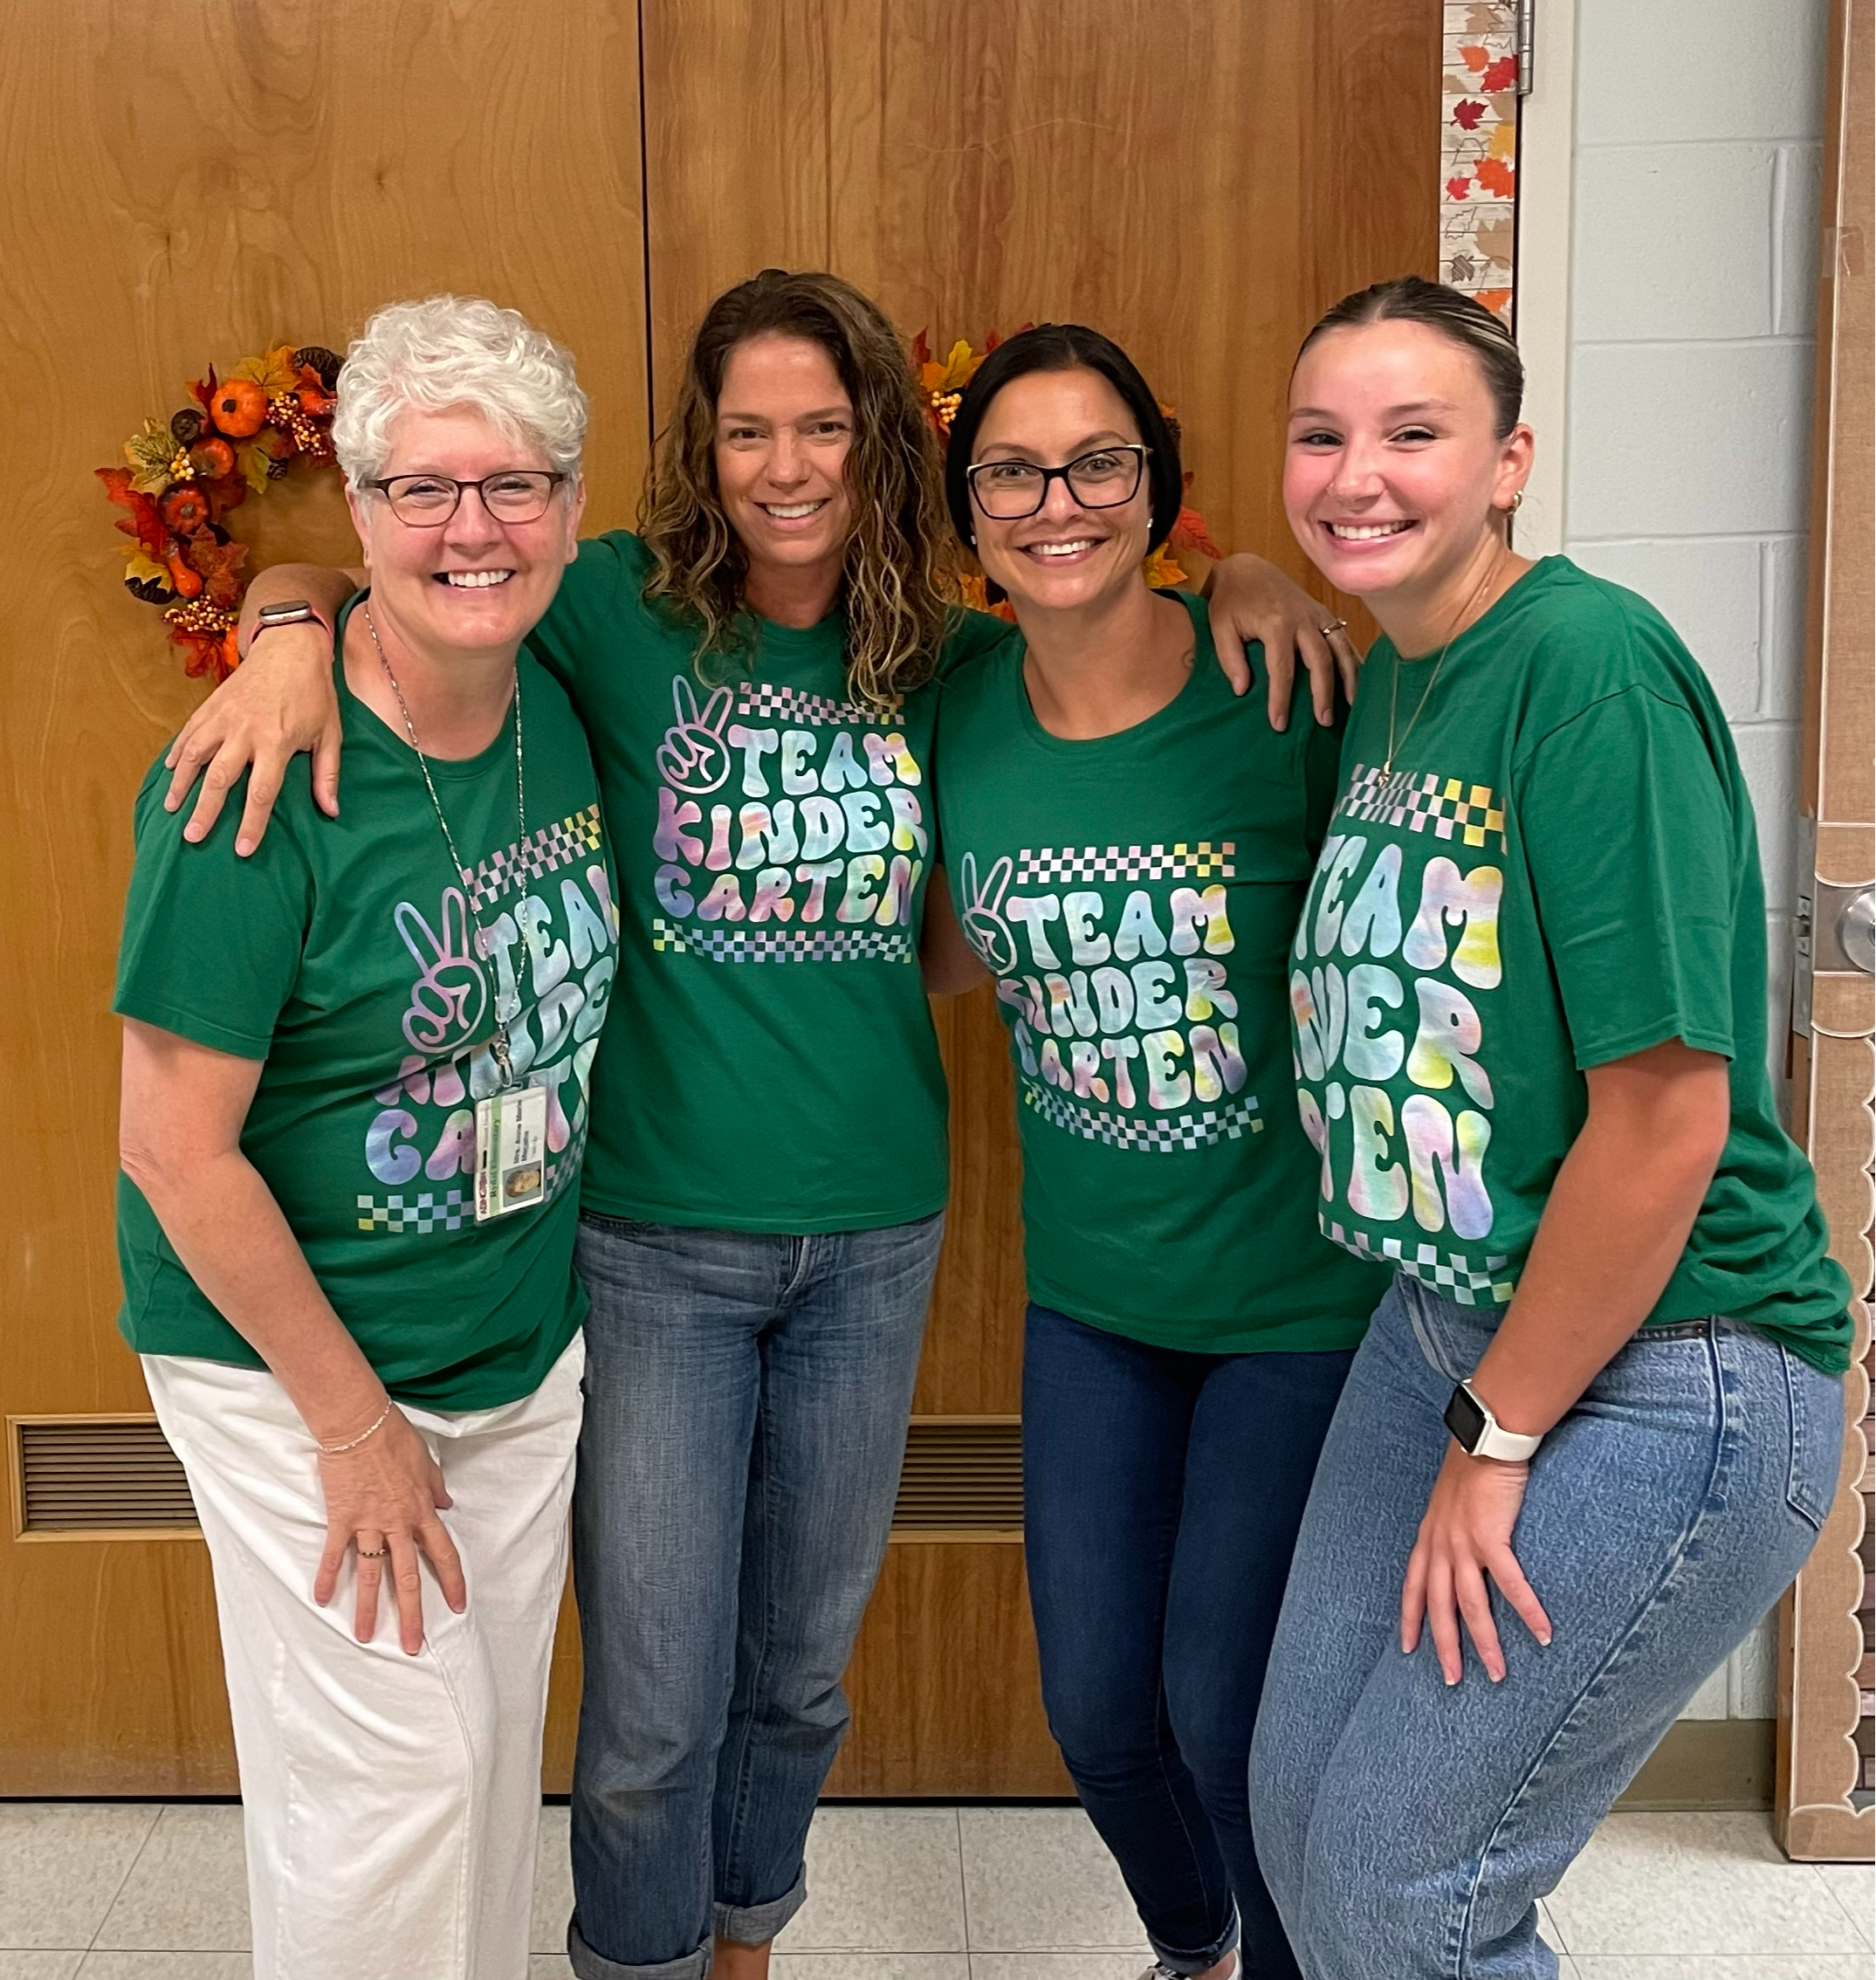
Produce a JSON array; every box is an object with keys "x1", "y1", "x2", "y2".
[
  {"x1": 932, "y1": 594, "x2": 1392, "y2": 1353},
  {"x1": 525, "y1": 529, "x2": 1003, "y2": 1232},
  {"x1": 114, "y1": 601, "x2": 612, "y2": 1410},
  {"x1": 1292, "y1": 556, "x2": 1851, "y2": 1371}
]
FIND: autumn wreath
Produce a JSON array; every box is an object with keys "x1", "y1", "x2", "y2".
[
  {"x1": 96, "y1": 343, "x2": 342, "y2": 682},
  {"x1": 912, "y1": 329, "x2": 1222, "y2": 617}
]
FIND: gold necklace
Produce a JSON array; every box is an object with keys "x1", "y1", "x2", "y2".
[{"x1": 1382, "y1": 557, "x2": 1508, "y2": 776}]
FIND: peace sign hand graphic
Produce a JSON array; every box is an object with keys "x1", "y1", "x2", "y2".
[
  {"x1": 958, "y1": 851, "x2": 1019, "y2": 974},
  {"x1": 657, "y1": 677, "x2": 735, "y2": 794}
]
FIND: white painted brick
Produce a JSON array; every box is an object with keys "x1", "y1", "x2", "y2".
[
  {"x1": 1774, "y1": 144, "x2": 1824, "y2": 336},
  {"x1": 1567, "y1": 342, "x2": 1813, "y2": 538},
  {"x1": 1680, "y1": 1660, "x2": 1730, "y2": 1720},
  {"x1": 1577, "y1": 0, "x2": 1828, "y2": 144},
  {"x1": 1726, "y1": 1615, "x2": 1781, "y2": 1719},
  {"x1": 1572, "y1": 146, "x2": 1776, "y2": 342},
  {"x1": 1566, "y1": 538, "x2": 1763, "y2": 719},
  {"x1": 1732, "y1": 720, "x2": 1804, "y2": 915},
  {"x1": 1762, "y1": 536, "x2": 1811, "y2": 718}
]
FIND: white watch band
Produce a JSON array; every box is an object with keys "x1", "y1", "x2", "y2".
[{"x1": 1463, "y1": 1381, "x2": 1544, "y2": 1461}]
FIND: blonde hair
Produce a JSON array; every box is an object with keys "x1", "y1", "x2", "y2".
[
  {"x1": 332, "y1": 295, "x2": 588, "y2": 485},
  {"x1": 639, "y1": 270, "x2": 954, "y2": 710}
]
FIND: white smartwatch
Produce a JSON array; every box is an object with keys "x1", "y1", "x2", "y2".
[
  {"x1": 1444, "y1": 1380, "x2": 1544, "y2": 1461},
  {"x1": 251, "y1": 599, "x2": 328, "y2": 645}
]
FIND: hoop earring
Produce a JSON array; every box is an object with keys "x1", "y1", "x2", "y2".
[{"x1": 1508, "y1": 489, "x2": 1524, "y2": 513}]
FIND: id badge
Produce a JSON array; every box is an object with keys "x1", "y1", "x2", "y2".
[{"x1": 475, "y1": 1084, "x2": 548, "y2": 1221}]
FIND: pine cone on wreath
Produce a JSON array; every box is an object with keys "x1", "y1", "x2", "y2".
[
  {"x1": 293, "y1": 345, "x2": 342, "y2": 391},
  {"x1": 169, "y1": 407, "x2": 207, "y2": 448}
]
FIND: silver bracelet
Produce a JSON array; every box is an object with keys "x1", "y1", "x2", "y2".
[{"x1": 316, "y1": 1399, "x2": 393, "y2": 1456}]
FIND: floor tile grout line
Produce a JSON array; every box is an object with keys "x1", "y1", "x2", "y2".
[
  {"x1": 955, "y1": 1805, "x2": 972, "y2": 1956},
  {"x1": 1809, "y1": 1861, "x2": 1876, "y2": 1949},
  {"x1": 80, "y1": 1800, "x2": 168, "y2": 1955}
]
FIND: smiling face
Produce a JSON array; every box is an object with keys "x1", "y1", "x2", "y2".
[
  {"x1": 967, "y1": 367, "x2": 1153, "y2": 618},
  {"x1": 347, "y1": 404, "x2": 584, "y2": 657},
  {"x1": 713, "y1": 332, "x2": 856, "y2": 601},
  {"x1": 1284, "y1": 318, "x2": 1531, "y2": 616}
]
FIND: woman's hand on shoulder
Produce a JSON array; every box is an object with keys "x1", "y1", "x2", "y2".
[
  {"x1": 313, "y1": 1403, "x2": 465, "y2": 1656},
  {"x1": 1205, "y1": 552, "x2": 1362, "y2": 731}
]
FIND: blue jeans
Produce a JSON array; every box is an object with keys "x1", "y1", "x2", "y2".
[
  {"x1": 1023, "y1": 1302, "x2": 1355, "y2": 1979},
  {"x1": 567, "y1": 1212, "x2": 944, "y2": 1980},
  {"x1": 1250, "y1": 1274, "x2": 1844, "y2": 1980}
]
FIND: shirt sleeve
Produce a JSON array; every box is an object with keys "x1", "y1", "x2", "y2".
[
  {"x1": 524, "y1": 531, "x2": 639, "y2": 708},
  {"x1": 934, "y1": 603, "x2": 1019, "y2": 681},
  {"x1": 1517, "y1": 685, "x2": 1738, "y2": 1070},
  {"x1": 113, "y1": 762, "x2": 316, "y2": 1060}
]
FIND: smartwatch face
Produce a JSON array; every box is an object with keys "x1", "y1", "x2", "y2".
[{"x1": 1443, "y1": 1383, "x2": 1488, "y2": 1453}]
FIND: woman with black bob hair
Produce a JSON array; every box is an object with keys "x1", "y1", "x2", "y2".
[{"x1": 923, "y1": 324, "x2": 1391, "y2": 1980}]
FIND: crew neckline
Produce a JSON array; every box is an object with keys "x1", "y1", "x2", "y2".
[
  {"x1": 1011, "y1": 590, "x2": 1213, "y2": 756},
  {"x1": 1389, "y1": 554, "x2": 1563, "y2": 667}
]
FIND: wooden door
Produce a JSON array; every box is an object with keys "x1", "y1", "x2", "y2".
[
  {"x1": 636, "y1": 0, "x2": 1440, "y2": 1795},
  {"x1": 0, "y1": 0, "x2": 649, "y2": 1795}
]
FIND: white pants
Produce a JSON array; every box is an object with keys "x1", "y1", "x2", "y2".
[{"x1": 142, "y1": 1334, "x2": 585, "y2": 1980}]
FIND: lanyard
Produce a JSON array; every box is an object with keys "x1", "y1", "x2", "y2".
[{"x1": 363, "y1": 602, "x2": 527, "y2": 1090}]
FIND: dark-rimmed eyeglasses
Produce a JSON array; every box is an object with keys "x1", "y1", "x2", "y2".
[
  {"x1": 965, "y1": 444, "x2": 1149, "y2": 520},
  {"x1": 363, "y1": 471, "x2": 568, "y2": 526}
]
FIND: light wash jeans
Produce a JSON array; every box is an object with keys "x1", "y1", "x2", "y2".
[
  {"x1": 1250, "y1": 1272, "x2": 1842, "y2": 1980},
  {"x1": 566, "y1": 1211, "x2": 944, "y2": 1980}
]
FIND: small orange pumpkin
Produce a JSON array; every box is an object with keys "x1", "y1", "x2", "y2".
[
  {"x1": 159, "y1": 485, "x2": 211, "y2": 535},
  {"x1": 189, "y1": 437, "x2": 237, "y2": 480},
  {"x1": 209, "y1": 379, "x2": 268, "y2": 438}
]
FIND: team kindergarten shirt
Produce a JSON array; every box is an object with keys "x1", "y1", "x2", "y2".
[
  {"x1": 935, "y1": 595, "x2": 1390, "y2": 1352},
  {"x1": 1292, "y1": 556, "x2": 1851, "y2": 1370},
  {"x1": 526, "y1": 530, "x2": 1005, "y2": 1232},
  {"x1": 115, "y1": 601, "x2": 613, "y2": 1410}
]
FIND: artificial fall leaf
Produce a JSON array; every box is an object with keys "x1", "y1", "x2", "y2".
[
  {"x1": 99, "y1": 469, "x2": 171, "y2": 556},
  {"x1": 189, "y1": 365, "x2": 218, "y2": 411},
  {"x1": 1459, "y1": 43, "x2": 1489, "y2": 71},
  {"x1": 921, "y1": 338, "x2": 981, "y2": 397},
  {"x1": 120, "y1": 547, "x2": 174, "y2": 591},
  {"x1": 237, "y1": 440, "x2": 274, "y2": 494},
  {"x1": 1447, "y1": 175, "x2": 1474, "y2": 201},
  {"x1": 1453, "y1": 99, "x2": 1487, "y2": 131},
  {"x1": 1476, "y1": 287, "x2": 1514, "y2": 320},
  {"x1": 183, "y1": 529, "x2": 249, "y2": 608},
  {"x1": 1474, "y1": 155, "x2": 1516, "y2": 197},
  {"x1": 230, "y1": 343, "x2": 299, "y2": 395},
  {"x1": 292, "y1": 365, "x2": 337, "y2": 416},
  {"x1": 1488, "y1": 119, "x2": 1517, "y2": 161},
  {"x1": 123, "y1": 417, "x2": 179, "y2": 494},
  {"x1": 1481, "y1": 54, "x2": 1518, "y2": 91},
  {"x1": 1473, "y1": 216, "x2": 1515, "y2": 261},
  {"x1": 1144, "y1": 546, "x2": 1189, "y2": 590},
  {"x1": 1169, "y1": 504, "x2": 1223, "y2": 560}
]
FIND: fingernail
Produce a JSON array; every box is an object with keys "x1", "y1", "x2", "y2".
[
  {"x1": 1537, "y1": 1632, "x2": 1553, "y2": 1647},
  {"x1": 1445, "y1": 1672, "x2": 1459, "y2": 1688},
  {"x1": 1489, "y1": 1669, "x2": 1504, "y2": 1684},
  {"x1": 183, "y1": 824, "x2": 202, "y2": 842}
]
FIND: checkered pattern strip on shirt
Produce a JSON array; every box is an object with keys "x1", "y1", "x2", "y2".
[
  {"x1": 1333, "y1": 765, "x2": 1507, "y2": 851},
  {"x1": 354, "y1": 1121, "x2": 590, "y2": 1234},
  {"x1": 1014, "y1": 841, "x2": 1236, "y2": 886},
  {"x1": 1020, "y1": 1077, "x2": 1263, "y2": 1152},
  {"x1": 649, "y1": 917, "x2": 913, "y2": 964},
  {"x1": 463, "y1": 804, "x2": 605, "y2": 913},
  {"x1": 1323, "y1": 1219, "x2": 1515, "y2": 1305},
  {"x1": 734, "y1": 683, "x2": 899, "y2": 728}
]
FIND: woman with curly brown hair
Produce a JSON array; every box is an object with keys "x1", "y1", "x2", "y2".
[{"x1": 162, "y1": 268, "x2": 1346, "y2": 1980}]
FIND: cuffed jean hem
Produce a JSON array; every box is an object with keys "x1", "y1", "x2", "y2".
[
  {"x1": 568, "y1": 1921, "x2": 708, "y2": 1980},
  {"x1": 1149, "y1": 1906, "x2": 1240, "y2": 1976},
  {"x1": 714, "y1": 1872, "x2": 807, "y2": 1946}
]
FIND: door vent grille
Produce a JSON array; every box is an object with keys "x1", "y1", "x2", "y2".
[
  {"x1": 10, "y1": 1417, "x2": 197, "y2": 1535},
  {"x1": 891, "y1": 1418, "x2": 1022, "y2": 1534}
]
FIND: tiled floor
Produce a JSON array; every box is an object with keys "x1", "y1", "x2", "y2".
[{"x1": 0, "y1": 1801, "x2": 1868, "y2": 1978}]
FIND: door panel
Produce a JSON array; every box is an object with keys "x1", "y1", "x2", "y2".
[
  {"x1": 0, "y1": 0, "x2": 649, "y2": 1795},
  {"x1": 639, "y1": 0, "x2": 1439, "y2": 1795}
]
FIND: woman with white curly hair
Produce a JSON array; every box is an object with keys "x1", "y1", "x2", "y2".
[{"x1": 114, "y1": 294, "x2": 611, "y2": 1980}]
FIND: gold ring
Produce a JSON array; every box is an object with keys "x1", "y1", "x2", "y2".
[
  {"x1": 1320, "y1": 619, "x2": 1348, "y2": 636},
  {"x1": 356, "y1": 1546, "x2": 388, "y2": 1559}
]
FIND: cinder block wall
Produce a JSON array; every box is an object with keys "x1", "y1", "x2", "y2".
[{"x1": 1562, "y1": 0, "x2": 1827, "y2": 1725}]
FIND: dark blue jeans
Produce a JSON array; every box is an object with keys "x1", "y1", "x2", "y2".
[
  {"x1": 567, "y1": 1212, "x2": 944, "y2": 1980},
  {"x1": 1023, "y1": 1302, "x2": 1353, "y2": 1980}
]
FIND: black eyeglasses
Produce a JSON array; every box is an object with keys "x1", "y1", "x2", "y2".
[
  {"x1": 363, "y1": 471, "x2": 568, "y2": 526},
  {"x1": 965, "y1": 444, "x2": 1150, "y2": 520}
]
